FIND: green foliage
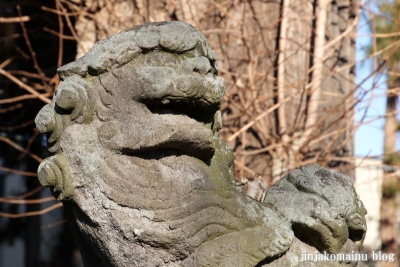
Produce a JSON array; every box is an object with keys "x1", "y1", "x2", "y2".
[
  {"x1": 382, "y1": 183, "x2": 398, "y2": 198},
  {"x1": 374, "y1": 1, "x2": 400, "y2": 73},
  {"x1": 383, "y1": 153, "x2": 400, "y2": 165}
]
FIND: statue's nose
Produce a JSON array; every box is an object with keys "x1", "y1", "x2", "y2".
[{"x1": 190, "y1": 56, "x2": 212, "y2": 75}]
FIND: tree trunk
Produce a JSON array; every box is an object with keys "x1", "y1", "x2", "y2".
[
  {"x1": 380, "y1": 85, "x2": 398, "y2": 267},
  {"x1": 383, "y1": 92, "x2": 397, "y2": 158}
]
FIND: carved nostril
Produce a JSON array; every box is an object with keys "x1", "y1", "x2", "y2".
[
  {"x1": 56, "y1": 87, "x2": 79, "y2": 110},
  {"x1": 35, "y1": 104, "x2": 56, "y2": 133}
]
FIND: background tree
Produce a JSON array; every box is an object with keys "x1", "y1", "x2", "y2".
[
  {"x1": 0, "y1": 1, "x2": 80, "y2": 266},
  {"x1": 372, "y1": 1, "x2": 400, "y2": 266},
  {"x1": 0, "y1": 0, "x2": 370, "y2": 266}
]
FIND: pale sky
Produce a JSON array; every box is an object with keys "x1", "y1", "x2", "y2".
[{"x1": 354, "y1": 8, "x2": 400, "y2": 157}]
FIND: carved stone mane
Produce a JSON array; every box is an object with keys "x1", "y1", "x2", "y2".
[{"x1": 35, "y1": 21, "x2": 366, "y2": 267}]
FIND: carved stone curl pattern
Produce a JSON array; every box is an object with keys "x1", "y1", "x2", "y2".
[{"x1": 35, "y1": 22, "x2": 366, "y2": 267}]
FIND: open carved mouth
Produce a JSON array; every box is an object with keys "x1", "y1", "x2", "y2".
[
  {"x1": 144, "y1": 98, "x2": 217, "y2": 125},
  {"x1": 116, "y1": 99, "x2": 219, "y2": 164},
  {"x1": 120, "y1": 145, "x2": 214, "y2": 163},
  {"x1": 106, "y1": 74, "x2": 224, "y2": 163}
]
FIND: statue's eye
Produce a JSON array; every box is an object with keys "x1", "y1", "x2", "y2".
[{"x1": 190, "y1": 56, "x2": 211, "y2": 76}]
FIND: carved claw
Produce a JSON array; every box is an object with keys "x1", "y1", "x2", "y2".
[{"x1": 38, "y1": 155, "x2": 74, "y2": 201}]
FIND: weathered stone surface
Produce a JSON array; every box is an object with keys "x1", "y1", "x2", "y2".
[
  {"x1": 263, "y1": 165, "x2": 366, "y2": 266},
  {"x1": 265, "y1": 165, "x2": 366, "y2": 252},
  {"x1": 35, "y1": 21, "x2": 366, "y2": 267}
]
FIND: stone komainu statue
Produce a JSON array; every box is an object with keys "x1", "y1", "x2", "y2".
[{"x1": 35, "y1": 22, "x2": 367, "y2": 267}]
